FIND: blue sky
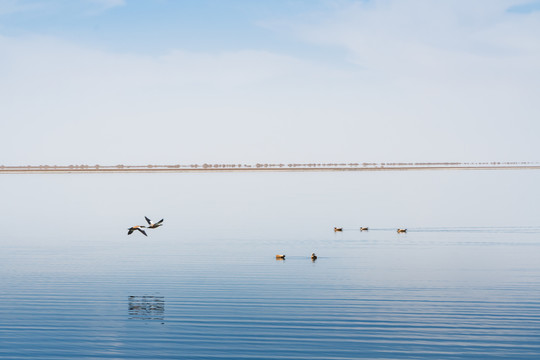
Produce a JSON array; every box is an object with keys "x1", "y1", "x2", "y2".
[
  {"x1": 1, "y1": 0, "x2": 539, "y2": 165},
  {"x1": 0, "y1": 1, "x2": 336, "y2": 56}
]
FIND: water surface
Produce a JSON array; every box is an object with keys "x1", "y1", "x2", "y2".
[{"x1": 1, "y1": 171, "x2": 540, "y2": 359}]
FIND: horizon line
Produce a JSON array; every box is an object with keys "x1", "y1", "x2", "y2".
[{"x1": 1, "y1": 161, "x2": 539, "y2": 174}]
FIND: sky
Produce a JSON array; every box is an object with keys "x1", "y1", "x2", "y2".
[{"x1": 1, "y1": 0, "x2": 539, "y2": 165}]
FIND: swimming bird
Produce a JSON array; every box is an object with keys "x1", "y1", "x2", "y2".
[
  {"x1": 128, "y1": 225, "x2": 147, "y2": 236},
  {"x1": 334, "y1": 227, "x2": 343, "y2": 232},
  {"x1": 311, "y1": 253, "x2": 317, "y2": 260},
  {"x1": 145, "y1": 216, "x2": 163, "y2": 229},
  {"x1": 275, "y1": 254, "x2": 286, "y2": 260},
  {"x1": 397, "y1": 228, "x2": 407, "y2": 233},
  {"x1": 360, "y1": 227, "x2": 368, "y2": 231}
]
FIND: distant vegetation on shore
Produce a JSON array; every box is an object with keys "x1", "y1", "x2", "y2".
[{"x1": 0, "y1": 162, "x2": 538, "y2": 173}]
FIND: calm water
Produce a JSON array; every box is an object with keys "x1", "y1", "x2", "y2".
[{"x1": 1, "y1": 171, "x2": 540, "y2": 359}]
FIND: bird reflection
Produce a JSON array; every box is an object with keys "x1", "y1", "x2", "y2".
[{"x1": 128, "y1": 295, "x2": 164, "y2": 320}]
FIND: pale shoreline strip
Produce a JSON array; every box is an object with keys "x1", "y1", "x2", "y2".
[{"x1": 1, "y1": 164, "x2": 540, "y2": 174}]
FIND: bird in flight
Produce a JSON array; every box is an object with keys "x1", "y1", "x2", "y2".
[
  {"x1": 145, "y1": 216, "x2": 164, "y2": 229},
  {"x1": 128, "y1": 225, "x2": 147, "y2": 236}
]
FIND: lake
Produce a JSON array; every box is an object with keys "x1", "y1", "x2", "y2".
[{"x1": 1, "y1": 170, "x2": 540, "y2": 359}]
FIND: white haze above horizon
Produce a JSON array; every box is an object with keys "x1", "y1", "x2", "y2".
[{"x1": 0, "y1": 0, "x2": 539, "y2": 165}]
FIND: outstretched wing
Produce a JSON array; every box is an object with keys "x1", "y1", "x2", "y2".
[
  {"x1": 145, "y1": 216, "x2": 152, "y2": 225},
  {"x1": 137, "y1": 228, "x2": 148, "y2": 236},
  {"x1": 155, "y1": 219, "x2": 164, "y2": 225}
]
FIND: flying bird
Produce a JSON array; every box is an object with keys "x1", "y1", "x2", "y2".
[
  {"x1": 128, "y1": 225, "x2": 147, "y2": 236},
  {"x1": 145, "y1": 216, "x2": 164, "y2": 229}
]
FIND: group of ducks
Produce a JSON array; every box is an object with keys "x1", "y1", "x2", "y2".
[
  {"x1": 334, "y1": 227, "x2": 407, "y2": 233},
  {"x1": 275, "y1": 226, "x2": 409, "y2": 261},
  {"x1": 128, "y1": 217, "x2": 164, "y2": 237}
]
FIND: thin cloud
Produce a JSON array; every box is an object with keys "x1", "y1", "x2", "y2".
[
  {"x1": 290, "y1": 1, "x2": 539, "y2": 57},
  {"x1": 0, "y1": 0, "x2": 44, "y2": 15},
  {"x1": 0, "y1": 0, "x2": 126, "y2": 17},
  {"x1": 87, "y1": 0, "x2": 126, "y2": 10}
]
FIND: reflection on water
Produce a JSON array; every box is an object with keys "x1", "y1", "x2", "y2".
[{"x1": 128, "y1": 295, "x2": 164, "y2": 320}]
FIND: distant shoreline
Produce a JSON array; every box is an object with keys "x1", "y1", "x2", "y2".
[{"x1": 1, "y1": 162, "x2": 539, "y2": 174}]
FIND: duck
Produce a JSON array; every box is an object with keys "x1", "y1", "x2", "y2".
[
  {"x1": 360, "y1": 227, "x2": 368, "y2": 231},
  {"x1": 145, "y1": 216, "x2": 163, "y2": 229},
  {"x1": 397, "y1": 228, "x2": 407, "y2": 233},
  {"x1": 275, "y1": 254, "x2": 286, "y2": 260},
  {"x1": 334, "y1": 227, "x2": 343, "y2": 232},
  {"x1": 311, "y1": 253, "x2": 317, "y2": 260},
  {"x1": 128, "y1": 225, "x2": 147, "y2": 236}
]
